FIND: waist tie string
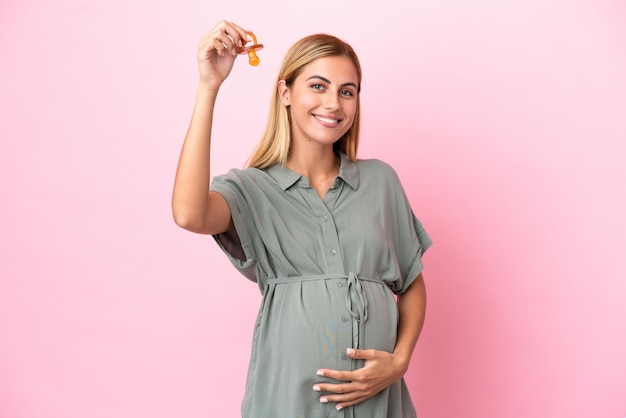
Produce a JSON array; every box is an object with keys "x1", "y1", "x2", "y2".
[
  {"x1": 346, "y1": 272, "x2": 368, "y2": 350},
  {"x1": 346, "y1": 272, "x2": 368, "y2": 323},
  {"x1": 265, "y1": 273, "x2": 381, "y2": 350}
]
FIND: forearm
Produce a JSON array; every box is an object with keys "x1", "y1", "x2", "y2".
[
  {"x1": 172, "y1": 86, "x2": 219, "y2": 228},
  {"x1": 393, "y1": 273, "x2": 427, "y2": 372}
]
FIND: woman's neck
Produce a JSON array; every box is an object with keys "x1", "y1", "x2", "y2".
[
  {"x1": 286, "y1": 146, "x2": 339, "y2": 178},
  {"x1": 286, "y1": 145, "x2": 340, "y2": 199}
]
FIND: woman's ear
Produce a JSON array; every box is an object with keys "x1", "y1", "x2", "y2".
[{"x1": 277, "y1": 80, "x2": 290, "y2": 106}]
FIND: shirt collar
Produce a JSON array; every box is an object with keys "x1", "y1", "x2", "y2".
[
  {"x1": 266, "y1": 152, "x2": 360, "y2": 191},
  {"x1": 337, "y1": 152, "x2": 360, "y2": 190}
]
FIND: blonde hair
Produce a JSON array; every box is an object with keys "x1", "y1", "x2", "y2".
[{"x1": 246, "y1": 34, "x2": 362, "y2": 169}]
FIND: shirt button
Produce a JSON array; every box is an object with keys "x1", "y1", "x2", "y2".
[
  {"x1": 337, "y1": 283, "x2": 344, "y2": 287},
  {"x1": 322, "y1": 216, "x2": 328, "y2": 222},
  {"x1": 329, "y1": 249, "x2": 337, "y2": 256},
  {"x1": 342, "y1": 316, "x2": 349, "y2": 322}
]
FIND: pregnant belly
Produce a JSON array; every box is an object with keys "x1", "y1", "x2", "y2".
[{"x1": 256, "y1": 278, "x2": 398, "y2": 370}]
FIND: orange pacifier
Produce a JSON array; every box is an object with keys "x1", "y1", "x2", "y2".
[{"x1": 237, "y1": 31, "x2": 264, "y2": 66}]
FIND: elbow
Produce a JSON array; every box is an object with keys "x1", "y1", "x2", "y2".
[
  {"x1": 172, "y1": 205, "x2": 204, "y2": 232},
  {"x1": 172, "y1": 210, "x2": 190, "y2": 230},
  {"x1": 172, "y1": 213, "x2": 188, "y2": 230},
  {"x1": 171, "y1": 193, "x2": 228, "y2": 235}
]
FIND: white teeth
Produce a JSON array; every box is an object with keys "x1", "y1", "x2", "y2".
[{"x1": 315, "y1": 115, "x2": 339, "y2": 124}]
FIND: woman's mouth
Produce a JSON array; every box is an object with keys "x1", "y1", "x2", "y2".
[{"x1": 314, "y1": 114, "x2": 341, "y2": 126}]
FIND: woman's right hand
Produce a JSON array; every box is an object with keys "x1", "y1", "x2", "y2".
[{"x1": 197, "y1": 21, "x2": 251, "y2": 91}]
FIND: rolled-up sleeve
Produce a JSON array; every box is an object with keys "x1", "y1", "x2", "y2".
[{"x1": 211, "y1": 172, "x2": 258, "y2": 282}]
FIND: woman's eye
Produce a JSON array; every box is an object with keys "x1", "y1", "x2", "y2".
[
  {"x1": 311, "y1": 84, "x2": 324, "y2": 91},
  {"x1": 340, "y1": 89, "x2": 354, "y2": 97}
]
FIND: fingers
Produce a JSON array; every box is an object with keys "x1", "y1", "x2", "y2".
[
  {"x1": 315, "y1": 347, "x2": 375, "y2": 381},
  {"x1": 331, "y1": 395, "x2": 370, "y2": 411},
  {"x1": 200, "y1": 20, "x2": 250, "y2": 57},
  {"x1": 335, "y1": 347, "x2": 378, "y2": 361},
  {"x1": 314, "y1": 368, "x2": 367, "y2": 392},
  {"x1": 313, "y1": 348, "x2": 397, "y2": 409},
  {"x1": 316, "y1": 367, "x2": 356, "y2": 382},
  {"x1": 195, "y1": 20, "x2": 253, "y2": 86},
  {"x1": 313, "y1": 369, "x2": 368, "y2": 403},
  {"x1": 314, "y1": 381, "x2": 373, "y2": 411},
  {"x1": 315, "y1": 381, "x2": 367, "y2": 395},
  {"x1": 321, "y1": 393, "x2": 370, "y2": 411}
]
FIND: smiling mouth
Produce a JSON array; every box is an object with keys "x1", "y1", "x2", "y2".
[{"x1": 314, "y1": 115, "x2": 341, "y2": 124}]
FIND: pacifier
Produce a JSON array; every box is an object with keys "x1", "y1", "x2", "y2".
[{"x1": 237, "y1": 31, "x2": 264, "y2": 66}]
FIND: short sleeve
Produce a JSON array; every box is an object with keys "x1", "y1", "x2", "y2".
[
  {"x1": 382, "y1": 164, "x2": 432, "y2": 295},
  {"x1": 399, "y1": 211, "x2": 432, "y2": 293},
  {"x1": 210, "y1": 171, "x2": 259, "y2": 282}
]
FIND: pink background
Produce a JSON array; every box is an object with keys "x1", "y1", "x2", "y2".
[{"x1": 1, "y1": 0, "x2": 625, "y2": 417}]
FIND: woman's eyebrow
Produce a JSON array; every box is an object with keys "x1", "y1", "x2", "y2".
[{"x1": 306, "y1": 75, "x2": 358, "y2": 89}]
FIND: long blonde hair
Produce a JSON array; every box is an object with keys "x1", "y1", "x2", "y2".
[{"x1": 246, "y1": 34, "x2": 362, "y2": 169}]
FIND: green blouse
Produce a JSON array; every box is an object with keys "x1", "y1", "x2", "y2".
[{"x1": 211, "y1": 153, "x2": 432, "y2": 418}]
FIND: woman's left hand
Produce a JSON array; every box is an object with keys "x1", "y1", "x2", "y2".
[{"x1": 312, "y1": 348, "x2": 409, "y2": 410}]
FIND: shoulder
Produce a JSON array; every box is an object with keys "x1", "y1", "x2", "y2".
[
  {"x1": 356, "y1": 158, "x2": 402, "y2": 185},
  {"x1": 211, "y1": 167, "x2": 282, "y2": 202},
  {"x1": 213, "y1": 167, "x2": 272, "y2": 187},
  {"x1": 214, "y1": 166, "x2": 264, "y2": 179}
]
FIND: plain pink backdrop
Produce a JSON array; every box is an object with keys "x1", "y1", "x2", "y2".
[{"x1": 1, "y1": 0, "x2": 625, "y2": 417}]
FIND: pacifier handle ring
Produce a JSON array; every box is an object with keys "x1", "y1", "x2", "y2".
[
  {"x1": 247, "y1": 31, "x2": 259, "y2": 45},
  {"x1": 237, "y1": 31, "x2": 263, "y2": 66}
]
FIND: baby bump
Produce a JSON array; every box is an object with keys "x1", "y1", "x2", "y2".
[{"x1": 256, "y1": 278, "x2": 399, "y2": 370}]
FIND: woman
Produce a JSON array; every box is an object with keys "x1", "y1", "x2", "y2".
[{"x1": 172, "y1": 20, "x2": 432, "y2": 418}]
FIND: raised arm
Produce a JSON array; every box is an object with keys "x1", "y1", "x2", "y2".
[{"x1": 172, "y1": 21, "x2": 250, "y2": 235}]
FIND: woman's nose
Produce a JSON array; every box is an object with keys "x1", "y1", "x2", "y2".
[{"x1": 323, "y1": 92, "x2": 340, "y2": 109}]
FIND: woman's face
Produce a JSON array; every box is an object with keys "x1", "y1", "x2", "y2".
[{"x1": 279, "y1": 56, "x2": 359, "y2": 150}]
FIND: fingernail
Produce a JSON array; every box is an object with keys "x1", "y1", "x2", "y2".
[
  {"x1": 238, "y1": 39, "x2": 242, "y2": 47},
  {"x1": 346, "y1": 348, "x2": 356, "y2": 356},
  {"x1": 231, "y1": 48, "x2": 236, "y2": 56},
  {"x1": 316, "y1": 370, "x2": 324, "y2": 376},
  {"x1": 313, "y1": 385, "x2": 321, "y2": 392},
  {"x1": 320, "y1": 397, "x2": 328, "y2": 403},
  {"x1": 336, "y1": 405, "x2": 343, "y2": 411}
]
